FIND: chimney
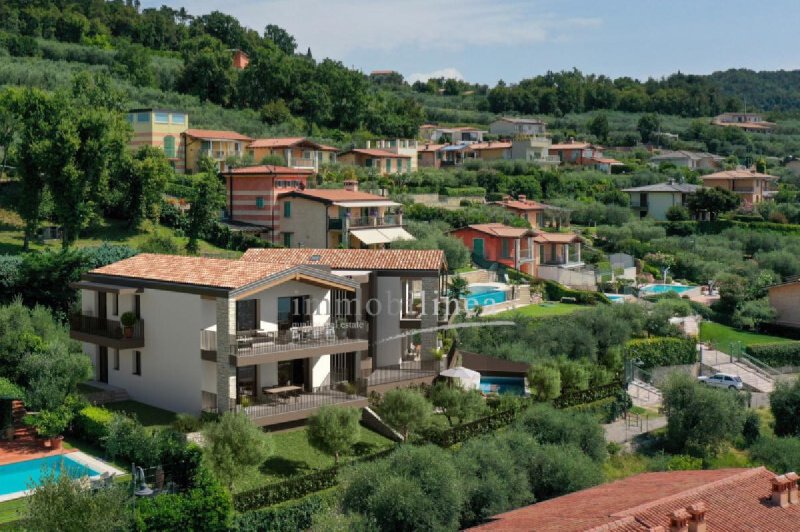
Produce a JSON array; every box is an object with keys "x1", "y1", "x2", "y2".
[
  {"x1": 343, "y1": 180, "x2": 358, "y2": 192},
  {"x1": 787, "y1": 472, "x2": 799, "y2": 505},
  {"x1": 365, "y1": 140, "x2": 371, "y2": 149},
  {"x1": 518, "y1": 194, "x2": 527, "y2": 202},
  {"x1": 686, "y1": 502, "x2": 707, "y2": 532},
  {"x1": 668, "y1": 508, "x2": 690, "y2": 532},
  {"x1": 772, "y1": 474, "x2": 791, "y2": 508}
]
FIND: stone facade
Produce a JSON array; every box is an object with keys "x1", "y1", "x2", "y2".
[{"x1": 215, "y1": 297, "x2": 236, "y2": 413}]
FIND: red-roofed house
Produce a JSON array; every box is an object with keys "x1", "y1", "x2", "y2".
[
  {"x1": 417, "y1": 143, "x2": 446, "y2": 168},
  {"x1": 247, "y1": 137, "x2": 338, "y2": 172},
  {"x1": 231, "y1": 49, "x2": 249, "y2": 70},
  {"x1": 450, "y1": 224, "x2": 537, "y2": 274},
  {"x1": 701, "y1": 168, "x2": 779, "y2": 205},
  {"x1": 338, "y1": 148, "x2": 413, "y2": 175},
  {"x1": 493, "y1": 195, "x2": 570, "y2": 229},
  {"x1": 183, "y1": 128, "x2": 254, "y2": 173},
  {"x1": 471, "y1": 467, "x2": 800, "y2": 531}
]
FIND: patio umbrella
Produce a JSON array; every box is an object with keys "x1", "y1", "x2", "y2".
[{"x1": 440, "y1": 366, "x2": 481, "y2": 390}]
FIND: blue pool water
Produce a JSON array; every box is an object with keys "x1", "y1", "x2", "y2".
[
  {"x1": 640, "y1": 284, "x2": 694, "y2": 296},
  {"x1": 479, "y1": 376, "x2": 526, "y2": 396},
  {"x1": 605, "y1": 294, "x2": 625, "y2": 303},
  {"x1": 0, "y1": 455, "x2": 100, "y2": 496},
  {"x1": 465, "y1": 284, "x2": 506, "y2": 310}
]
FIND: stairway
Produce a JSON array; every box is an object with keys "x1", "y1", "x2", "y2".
[
  {"x1": 627, "y1": 379, "x2": 663, "y2": 407},
  {"x1": 84, "y1": 388, "x2": 130, "y2": 405},
  {"x1": 10, "y1": 400, "x2": 37, "y2": 442}
]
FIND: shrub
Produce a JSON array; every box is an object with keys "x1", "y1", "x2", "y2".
[
  {"x1": 307, "y1": 406, "x2": 361, "y2": 464},
  {"x1": 172, "y1": 413, "x2": 201, "y2": 433},
  {"x1": 443, "y1": 186, "x2": 486, "y2": 197},
  {"x1": 378, "y1": 388, "x2": 431, "y2": 440},
  {"x1": 750, "y1": 437, "x2": 800, "y2": 474},
  {"x1": 526, "y1": 443, "x2": 604, "y2": 501},
  {"x1": 769, "y1": 380, "x2": 800, "y2": 437},
  {"x1": 139, "y1": 232, "x2": 181, "y2": 254},
  {"x1": 105, "y1": 413, "x2": 160, "y2": 467},
  {"x1": 428, "y1": 383, "x2": 488, "y2": 426},
  {"x1": 742, "y1": 411, "x2": 761, "y2": 446},
  {"x1": 528, "y1": 365, "x2": 561, "y2": 401},
  {"x1": 231, "y1": 494, "x2": 327, "y2": 532},
  {"x1": 74, "y1": 405, "x2": 114, "y2": 441},
  {"x1": 623, "y1": 337, "x2": 697, "y2": 368},
  {"x1": 516, "y1": 404, "x2": 607, "y2": 462},
  {"x1": 203, "y1": 412, "x2": 272, "y2": 490},
  {"x1": 746, "y1": 342, "x2": 800, "y2": 367},
  {"x1": 665, "y1": 205, "x2": 691, "y2": 221},
  {"x1": 422, "y1": 408, "x2": 520, "y2": 447},
  {"x1": 541, "y1": 280, "x2": 611, "y2": 305}
]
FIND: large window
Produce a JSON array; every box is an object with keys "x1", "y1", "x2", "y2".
[
  {"x1": 386, "y1": 159, "x2": 392, "y2": 172},
  {"x1": 137, "y1": 112, "x2": 150, "y2": 123},
  {"x1": 283, "y1": 201, "x2": 291, "y2": 218},
  {"x1": 277, "y1": 296, "x2": 310, "y2": 330},
  {"x1": 163, "y1": 135, "x2": 176, "y2": 158},
  {"x1": 154, "y1": 112, "x2": 169, "y2": 124},
  {"x1": 501, "y1": 238, "x2": 510, "y2": 258},
  {"x1": 172, "y1": 113, "x2": 185, "y2": 125},
  {"x1": 236, "y1": 299, "x2": 258, "y2": 332}
]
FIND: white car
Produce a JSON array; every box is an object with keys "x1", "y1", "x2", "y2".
[{"x1": 698, "y1": 372, "x2": 744, "y2": 390}]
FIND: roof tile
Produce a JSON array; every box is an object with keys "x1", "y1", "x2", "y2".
[{"x1": 241, "y1": 248, "x2": 445, "y2": 271}]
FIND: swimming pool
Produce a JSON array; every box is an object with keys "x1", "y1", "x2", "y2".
[
  {"x1": 0, "y1": 455, "x2": 100, "y2": 496},
  {"x1": 605, "y1": 294, "x2": 625, "y2": 303},
  {"x1": 479, "y1": 376, "x2": 526, "y2": 396},
  {"x1": 640, "y1": 284, "x2": 695, "y2": 296},
  {"x1": 464, "y1": 284, "x2": 507, "y2": 310}
]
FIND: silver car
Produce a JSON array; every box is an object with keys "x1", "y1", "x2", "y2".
[{"x1": 698, "y1": 372, "x2": 744, "y2": 390}]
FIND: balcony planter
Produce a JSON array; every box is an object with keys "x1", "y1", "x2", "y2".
[{"x1": 120, "y1": 312, "x2": 137, "y2": 338}]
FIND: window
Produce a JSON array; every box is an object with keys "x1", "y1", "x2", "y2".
[
  {"x1": 283, "y1": 201, "x2": 291, "y2": 218},
  {"x1": 283, "y1": 232, "x2": 293, "y2": 247},
  {"x1": 113, "y1": 349, "x2": 119, "y2": 371},
  {"x1": 133, "y1": 351, "x2": 141, "y2": 375},
  {"x1": 154, "y1": 112, "x2": 169, "y2": 124},
  {"x1": 365, "y1": 159, "x2": 373, "y2": 168},
  {"x1": 201, "y1": 140, "x2": 211, "y2": 151},
  {"x1": 137, "y1": 112, "x2": 150, "y2": 123},
  {"x1": 386, "y1": 159, "x2": 392, "y2": 172},
  {"x1": 163, "y1": 135, "x2": 176, "y2": 158},
  {"x1": 171, "y1": 113, "x2": 185, "y2": 125},
  {"x1": 134, "y1": 295, "x2": 141, "y2": 318},
  {"x1": 255, "y1": 196, "x2": 264, "y2": 209},
  {"x1": 501, "y1": 238, "x2": 510, "y2": 258},
  {"x1": 236, "y1": 299, "x2": 258, "y2": 332},
  {"x1": 112, "y1": 293, "x2": 119, "y2": 316}
]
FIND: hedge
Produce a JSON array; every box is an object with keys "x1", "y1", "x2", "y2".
[
  {"x1": 74, "y1": 405, "x2": 115, "y2": 442},
  {"x1": 422, "y1": 408, "x2": 520, "y2": 448},
  {"x1": 443, "y1": 187, "x2": 486, "y2": 197},
  {"x1": 563, "y1": 390, "x2": 631, "y2": 423},
  {"x1": 746, "y1": 342, "x2": 800, "y2": 367},
  {"x1": 623, "y1": 337, "x2": 697, "y2": 369},
  {"x1": 552, "y1": 381, "x2": 624, "y2": 409},
  {"x1": 541, "y1": 279, "x2": 611, "y2": 305},
  {"x1": 232, "y1": 493, "x2": 329, "y2": 532}
]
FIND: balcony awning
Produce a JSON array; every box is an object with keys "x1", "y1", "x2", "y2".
[
  {"x1": 68, "y1": 281, "x2": 141, "y2": 294},
  {"x1": 350, "y1": 227, "x2": 415, "y2": 245},
  {"x1": 332, "y1": 200, "x2": 399, "y2": 208}
]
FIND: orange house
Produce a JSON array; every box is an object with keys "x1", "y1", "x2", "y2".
[
  {"x1": 450, "y1": 224, "x2": 537, "y2": 275},
  {"x1": 701, "y1": 169, "x2": 779, "y2": 205},
  {"x1": 338, "y1": 148, "x2": 413, "y2": 175},
  {"x1": 248, "y1": 137, "x2": 338, "y2": 172},
  {"x1": 493, "y1": 196, "x2": 569, "y2": 229}
]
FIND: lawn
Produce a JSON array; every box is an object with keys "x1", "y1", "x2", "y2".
[
  {"x1": 103, "y1": 400, "x2": 179, "y2": 429},
  {"x1": 699, "y1": 322, "x2": 796, "y2": 349},
  {"x1": 233, "y1": 426, "x2": 395, "y2": 492},
  {"x1": 0, "y1": 498, "x2": 25, "y2": 528},
  {"x1": 496, "y1": 302, "x2": 588, "y2": 319}
]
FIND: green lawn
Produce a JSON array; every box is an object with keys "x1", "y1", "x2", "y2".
[
  {"x1": 0, "y1": 498, "x2": 25, "y2": 527},
  {"x1": 233, "y1": 426, "x2": 394, "y2": 492},
  {"x1": 103, "y1": 400, "x2": 179, "y2": 429},
  {"x1": 496, "y1": 302, "x2": 588, "y2": 319},
  {"x1": 699, "y1": 322, "x2": 796, "y2": 349}
]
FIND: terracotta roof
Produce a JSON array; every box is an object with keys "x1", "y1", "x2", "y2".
[
  {"x1": 418, "y1": 143, "x2": 446, "y2": 152},
  {"x1": 456, "y1": 223, "x2": 535, "y2": 238},
  {"x1": 248, "y1": 137, "x2": 338, "y2": 151},
  {"x1": 223, "y1": 165, "x2": 314, "y2": 176},
  {"x1": 241, "y1": 248, "x2": 446, "y2": 271},
  {"x1": 702, "y1": 169, "x2": 779, "y2": 180},
  {"x1": 589, "y1": 157, "x2": 623, "y2": 165},
  {"x1": 534, "y1": 232, "x2": 582, "y2": 244},
  {"x1": 496, "y1": 199, "x2": 558, "y2": 211},
  {"x1": 280, "y1": 188, "x2": 389, "y2": 202},
  {"x1": 550, "y1": 142, "x2": 593, "y2": 150},
  {"x1": 340, "y1": 148, "x2": 411, "y2": 159},
  {"x1": 183, "y1": 129, "x2": 253, "y2": 141},
  {"x1": 472, "y1": 467, "x2": 800, "y2": 531},
  {"x1": 89, "y1": 254, "x2": 295, "y2": 290},
  {"x1": 469, "y1": 142, "x2": 512, "y2": 150},
  {"x1": 650, "y1": 150, "x2": 724, "y2": 162}
]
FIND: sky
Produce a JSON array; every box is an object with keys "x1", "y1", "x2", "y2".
[{"x1": 141, "y1": 0, "x2": 800, "y2": 85}]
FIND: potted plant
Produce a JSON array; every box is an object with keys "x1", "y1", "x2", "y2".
[
  {"x1": 335, "y1": 318, "x2": 349, "y2": 339},
  {"x1": 120, "y1": 312, "x2": 138, "y2": 338},
  {"x1": 24, "y1": 408, "x2": 71, "y2": 450}
]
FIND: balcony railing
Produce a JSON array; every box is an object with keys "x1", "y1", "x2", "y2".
[
  {"x1": 367, "y1": 360, "x2": 440, "y2": 388},
  {"x1": 69, "y1": 314, "x2": 145, "y2": 349},
  {"x1": 201, "y1": 321, "x2": 369, "y2": 360},
  {"x1": 348, "y1": 214, "x2": 403, "y2": 228},
  {"x1": 291, "y1": 157, "x2": 316, "y2": 168},
  {"x1": 630, "y1": 201, "x2": 648, "y2": 208},
  {"x1": 328, "y1": 218, "x2": 343, "y2": 230},
  {"x1": 203, "y1": 150, "x2": 240, "y2": 159}
]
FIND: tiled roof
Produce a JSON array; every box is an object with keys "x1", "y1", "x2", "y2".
[
  {"x1": 589, "y1": 157, "x2": 623, "y2": 165},
  {"x1": 469, "y1": 142, "x2": 512, "y2": 150},
  {"x1": 281, "y1": 188, "x2": 389, "y2": 202},
  {"x1": 248, "y1": 137, "x2": 338, "y2": 151},
  {"x1": 89, "y1": 254, "x2": 295, "y2": 290},
  {"x1": 497, "y1": 199, "x2": 558, "y2": 211},
  {"x1": 183, "y1": 129, "x2": 253, "y2": 141},
  {"x1": 472, "y1": 467, "x2": 800, "y2": 532},
  {"x1": 418, "y1": 143, "x2": 446, "y2": 152},
  {"x1": 224, "y1": 165, "x2": 314, "y2": 176},
  {"x1": 494, "y1": 117, "x2": 545, "y2": 125},
  {"x1": 702, "y1": 169, "x2": 779, "y2": 180},
  {"x1": 622, "y1": 182, "x2": 700, "y2": 193},
  {"x1": 458, "y1": 223, "x2": 535, "y2": 238},
  {"x1": 241, "y1": 248, "x2": 446, "y2": 271},
  {"x1": 533, "y1": 232, "x2": 582, "y2": 244},
  {"x1": 550, "y1": 142, "x2": 593, "y2": 150},
  {"x1": 650, "y1": 150, "x2": 724, "y2": 162},
  {"x1": 340, "y1": 148, "x2": 411, "y2": 159}
]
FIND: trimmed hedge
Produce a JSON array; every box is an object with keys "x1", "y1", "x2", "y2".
[
  {"x1": 232, "y1": 493, "x2": 328, "y2": 531},
  {"x1": 563, "y1": 390, "x2": 632, "y2": 423},
  {"x1": 746, "y1": 342, "x2": 800, "y2": 367},
  {"x1": 552, "y1": 381, "x2": 624, "y2": 409},
  {"x1": 623, "y1": 337, "x2": 697, "y2": 369},
  {"x1": 542, "y1": 280, "x2": 611, "y2": 305},
  {"x1": 422, "y1": 408, "x2": 519, "y2": 448},
  {"x1": 74, "y1": 405, "x2": 114, "y2": 442},
  {"x1": 443, "y1": 186, "x2": 486, "y2": 197}
]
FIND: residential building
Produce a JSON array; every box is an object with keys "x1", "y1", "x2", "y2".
[
  {"x1": 768, "y1": 278, "x2": 800, "y2": 329},
  {"x1": 418, "y1": 124, "x2": 438, "y2": 141},
  {"x1": 126, "y1": 108, "x2": 189, "y2": 172},
  {"x1": 701, "y1": 168, "x2": 779, "y2": 205},
  {"x1": 417, "y1": 143, "x2": 446, "y2": 168},
  {"x1": 70, "y1": 250, "x2": 446, "y2": 426},
  {"x1": 649, "y1": 149, "x2": 724, "y2": 170},
  {"x1": 338, "y1": 148, "x2": 413, "y2": 175},
  {"x1": 247, "y1": 137, "x2": 338, "y2": 172},
  {"x1": 493, "y1": 195, "x2": 569, "y2": 229},
  {"x1": 533, "y1": 232, "x2": 591, "y2": 289},
  {"x1": 621, "y1": 181, "x2": 701, "y2": 220},
  {"x1": 585, "y1": 156, "x2": 624, "y2": 174},
  {"x1": 712, "y1": 112, "x2": 776, "y2": 133},
  {"x1": 468, "y1": 141, "x2": 512, "y2": 161},
  {"x1": 438, "y1": 143, "x2": 472, "y2": 167},
  {"x1": 277, "y1": 180, "x2": 413, "y2": 249},
  {"x1": 511, "y1": 137, "x2": 560, "y2": 167},
  {"x1": 231, "y1": 49, "x2": 249, "y2": 70},
  {"x1": 450, "y1": 224, "x2": 537, "y2": 275},
  {"x1": 489, "y1": 117, "x2": 547, "y2": 137},
  {"x1": 471, "y1": 467, "x2": 800, "y2": 531},
  {"x1": 183, "y1": 129, "x2": 254, "y2": 173},
  {"x1": 548, "y1": 140, "x2": 601, "y2": 165},
  {"x1": 365, "y1": 139, "x2": 419, "y2": 172},
  {"x1": 223, "y1": 165, "x2": 314, "y2": 240},
  {"x1": 429, "y1": 126, "x2": 487, "y2": 144}
]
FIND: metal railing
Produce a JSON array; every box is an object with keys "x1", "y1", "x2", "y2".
[
  {"x1": 70, "y1": 314, "x2": 144, "y2": 341},
  {"x1": 201, "y1": 321, "x2": 369, "y2": 357},
  {"x1": 327, "y1": 218, "x2": 343, "y2": 230},
  {"x1": 348, "y1": 215, "x2": 402, "y2": 228},
  {"x1": 367, "y1": 360, "x2": 439, "y2": 387},
  {"x1": 291, "y1": 157, "x2": 316, "y2": 168}
]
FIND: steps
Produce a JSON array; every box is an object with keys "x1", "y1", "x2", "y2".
[
  {"x1": 627, "y1": 379, "x2": 663, "y2": 406},
  {"x1": 83, "y1": 388, "x2": 130, "y2": 405},
  {"x1": 10, "y1": 400, "x2": 37, "y2": 442}
]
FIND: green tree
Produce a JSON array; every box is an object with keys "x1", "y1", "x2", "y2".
[
  {"x1": 447, "y1": 275, "x2": 470, "y2": 300},
  {"x1": 25, "y1": 469, "x2": 133, "y2": 531},
  {"x1": 686, "y1": 187, "x2": 741, "y2": 221},
  {"x1": 637, "y1": 113, "x2": 661, "y2": 143},
  {"x1": 665, "y1": 205, "x2": 691, "y2": 221},
  {"x1": 259, "y1": 98, "x2": 293, "y2": 125},
  {"x1": 119, "y1": 146, "x2": 172, "y2": 228},
  {"x1": 516, "y1": 404, "x2": 607, "y2": 462},
  {"x1": 0, "y1": 87, "x2": 21, "y2": 180},
  {"x1": 178, "y1": 35, "x2": 236, "y2": 106},
  {"x1": 750, "y1": 436, "x2": 800, "y2": 474},
  {"x1": 770, "y1": 379, "x2": 800, "y2": 437},
  {"x1": 264, "y1": 24, "x2": 297, "y2": 55},
  {"x1": 731, "y1": 298, "x2": 776, "y2": 331},
  {"x1": 104, "y1": 413, "x2": 161, "y2": 466},
  {"x1": 202, "y1": 412, "x2": 271, "y2": 490},
  {"x1": 114, "y1": 42, "x2": 155, "y2": 87},
  {"x1": 429, "y1": 383, "x2": 487, "y2": 426},
  {"x1": 306, "y1": 406, "x2": 361, "y2": 464},
  {"x1": 186, "y1": 171, "x2": 225, "y2": 254},
  {"x1": 528, "y1": 364, "x2": 561, "y2": 401},
  {"x1": 587, "y1": 113, "x2": 609, "y2": 141},
  {"x1": 378, "y1": 388, "x2": 431, "y2": 440}
]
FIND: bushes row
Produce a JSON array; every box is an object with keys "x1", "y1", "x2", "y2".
[
  {"x1": 553, "y1": 381, "x2": 627, "y2": 409},
  {"x1": 623, "y1": 337, "x2": 697, "y2": 368},
  {"x1": 563, "y1": 390, "x2": 632, "y2": 423},
  {"x1": 74, "y1": 405, "x2": 114, "y2": 442},
  {"x1": 746, "y1": 342, "x2": 800, "y2": 367},
  {"x1": 443, "y1": 186, "x2": 486, "y2": 197},
  {"x1": 422, "y1": 408, "x2": 519, "y2": 448},
  {"x1": 540, "y1": 279, "x2": 611, "y2": 305},
  {"x1": 231, "y1": 493, "x2": 332, "y2": 532}
]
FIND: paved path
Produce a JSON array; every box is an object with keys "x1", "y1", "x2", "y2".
[
  {"x1": 700, "y1": 347, "x2": 775, "y2": 393},
  {"x1": 604, "y1": 415, "x2": 667, "y2": 444}
]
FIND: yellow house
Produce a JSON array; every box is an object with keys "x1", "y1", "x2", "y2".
[
  {"x1": 338, "y1": 148, "x2": 413, "y2": 176},
  {"x1": 768, "y1": 279, "x2": 800, "y2": 329},
  {"x1": 127, "y1": 108, "x2": 188, "y2": 172},
  {"x1": 182, "y1": 129, "x2": 254, "y2": 174},
  {"x1": 247, "y1": 137, "x2": 338, "y2": 172}
]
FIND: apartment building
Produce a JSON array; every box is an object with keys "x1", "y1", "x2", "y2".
[
  {"x1": 701, "y1": 168, "x2": 779, "y2": 205},
  {"x1": 247, "y1": 137, "x2": 338, "y2": 172},
  {"x1": 489, "y1": 117, "x2": 547, "y2": 137},
  {"x1": 126, "y1": 108, "x2": 188, "y2": 172},
  {"x1": 510, "y1": 137, "x2": 560, "y2": 167},
  {"x1": 338, "y1": 148, "x2": 413, "y2": 175},
  {"x1": 365, "y1": 139, "x2": 419, "y2": 172},
  {"x1": 428, "y1": 126, "x2": 487, "y2": 144},
  {"x1": 70, "y1": 250, "x2": 446, "y2": 426},
  {"x1": 182, "y1": 129, "x2": 254, "y2": 173}
]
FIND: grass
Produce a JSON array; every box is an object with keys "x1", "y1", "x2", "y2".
[
  {"x1": 496, "y1": 302, "x2": 588, "y2": 319},
  {"x1": 233, "y1": 426, "x2": 394, "y2": 492},
  {"x1": 699, "y1": 322, "x2": 796, "y2": 349},
  {"x1": 0, "y1": 498, "x2": 25, "y2": 527},
  {"x1": 102, "y1": 400, "x2": 179, "y2": 429},
  {"x1": 603, "y1": 452, "x2": 651, "y2": 481}
]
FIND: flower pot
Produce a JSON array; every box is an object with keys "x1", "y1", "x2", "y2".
[
  {"x1": 51, "y1": 435, "x2": 63, "y2": 451},
  {"x1": 123, "y1": 326, "x2": 133, "y2": 338},
  {"x1": 43, "y1": 438, "x2": 52, "y2": 449}
]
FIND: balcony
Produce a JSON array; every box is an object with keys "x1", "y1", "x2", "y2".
[
  {"x1": 629, "y1": 201, "x2": 648, "y2": 209},
  {"x1": 291, "y1": 157, "x2": 316, "y2": 168},
  {"x1": 348, "y1": 214, "x2": 403, "y2": 228},
  {"x1": 201, "y1": 321, "x2": 370, "y2": 366},
  {"x1": 70, "y1": 314, "x2": 145, "y2": 349},
  {"x1": 328, "y1": 218, "x2": 343, "y2": 231},
  {"x1": 366, "y1": 360, "x2": 440, "y2": 394}
]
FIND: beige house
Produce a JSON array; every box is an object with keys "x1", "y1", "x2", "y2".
[
  {"x1": 489, "y1": 117, "x2": 547, "y2": 137},
  {"x1": 182, "y1": 129, "x2": 254, "y2": 174},
  {"x1": 127, "y1": 108, "x2": 189, "y2": 172},
  {"x1": 511, "y1": 137, "x2": 559, "y2": 166},
  {"x1": 338, "y1": 148, "x2": 413, "y2": 175},
  {"x1": 247, "y1": 138, "x2": 337, "y2": 172},
  {"x1": 365, "y1": 139, "x2": 419, "y2": 172},
  {"x1": 649, "y1": 150, "x2": 724, "y2": 170},
  {"x1": 701, "y1": 169, "x2": 779, "y2": 205},
  {"x1": 768, "y1": 279, "x2": 800, "y2": 329},
  {"x1": 622, "y1": 181, "x2": 701, "y2": 220}
]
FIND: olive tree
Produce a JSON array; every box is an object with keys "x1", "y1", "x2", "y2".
[
  {"x1": 306, "y1": 406, "x2": 361, "y2": 464},
  {"x1": 203, "y1": 412, "x2": 272, "y2": 490},
  {"x1": 378, "y1": 388, "x2": 431, "y2": 440}
]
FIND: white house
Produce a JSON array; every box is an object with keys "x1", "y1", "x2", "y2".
[
  {"x1": 489, "y1": 117, "x2": 547, "y2": 137},
  {"x1": 649, "y1": 150, "x2": 724, "y2": 170},
  {"x1": 621, "y1": 181, "x2": 700, "y2": 220}
]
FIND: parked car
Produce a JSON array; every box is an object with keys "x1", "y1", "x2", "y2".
[{"x1": 698, "y1": 372, "x2": 744, "y2": 390}]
